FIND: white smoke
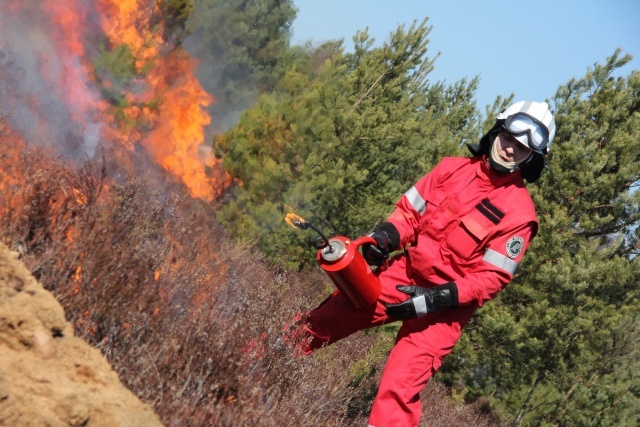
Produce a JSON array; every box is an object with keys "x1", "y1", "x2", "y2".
[{"x1": 0, "y1": 2, "x2": 104, "y2": 158}]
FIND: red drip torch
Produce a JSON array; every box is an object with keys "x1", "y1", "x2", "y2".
[{"x1": 286, "y1": 213, "x2": 381, "y2": 309}]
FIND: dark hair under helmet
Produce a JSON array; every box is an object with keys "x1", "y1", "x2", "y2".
[{"x1": 466, "y1": 123, "x2": 545, "y2": 183}]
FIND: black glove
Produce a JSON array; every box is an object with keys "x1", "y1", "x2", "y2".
[
  {"x1": 362, "y1": 222, "x2": 401, "y2": 266},
  {"x1": 362, "y1": 230, "x2": 389, "y2": 266},
  {"x1": 386, "y1": 283, "x2": 459, "y2": 320}
]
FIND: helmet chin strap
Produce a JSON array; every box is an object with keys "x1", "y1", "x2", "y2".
[{"x1": 488, "y1": 140, "x2": 533, "y2": 173}]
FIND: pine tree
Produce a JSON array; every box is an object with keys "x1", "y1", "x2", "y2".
[{"x1": 214, "y1": 19, "x2": 481, "y2": 268}]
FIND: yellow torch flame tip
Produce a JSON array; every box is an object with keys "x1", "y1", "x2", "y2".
[{"x1": 284, "y1": 212, "x2": 307, "y2": 229}]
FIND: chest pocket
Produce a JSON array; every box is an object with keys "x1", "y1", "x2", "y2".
[{"x1": 445, "y1": 198, "x2": 505, "y2": 260}]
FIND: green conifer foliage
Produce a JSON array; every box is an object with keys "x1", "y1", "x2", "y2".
[
  {"x1": 184, "y1": 0, "x2": 296, "y2": 130},
  {"x1": 215, "y1": 19, "x2": 480, "y2": 268},
  {"x1": 439, "y1": 50, "x2": 640, "y2": 426}
]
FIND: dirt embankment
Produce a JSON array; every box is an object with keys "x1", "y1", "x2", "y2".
[{"x1": 0, "y1": 243, "x2": 163, "y2": 427}]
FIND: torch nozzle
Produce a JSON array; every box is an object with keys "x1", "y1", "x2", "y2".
[
  {"x1": 284, "y1": 212, "x2": 333, "y2": 251},
  {"x1": 293, "y1": 219, "x2": 309, "y2": 230}
]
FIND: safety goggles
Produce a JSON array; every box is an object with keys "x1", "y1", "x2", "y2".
[{"x1": 502, "y1": 112, "x2": 550, "y2": 153}]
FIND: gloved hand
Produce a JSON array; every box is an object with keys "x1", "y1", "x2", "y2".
[
  {"x1": 362, "y1": 230, "x2": 390, "y2": 266},
  {"x1": 385, "y1": 283, "x2": 459, "y2": 320},
  {"x1": 361, "y1": 222, "x2": 401, "y2": 266}
]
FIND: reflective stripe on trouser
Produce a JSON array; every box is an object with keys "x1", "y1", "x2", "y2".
[{"x1": 300, "y1": 256, "x2": 476, "y2": 426}]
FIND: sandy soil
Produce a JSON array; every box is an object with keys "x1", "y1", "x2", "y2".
[{"x1": 0, "y1": 243, "x2": 163, "y2": 427}]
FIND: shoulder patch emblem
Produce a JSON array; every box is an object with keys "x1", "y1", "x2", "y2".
[{"x1": 506, "y1": 236, "x2": 524, "y2": 259}]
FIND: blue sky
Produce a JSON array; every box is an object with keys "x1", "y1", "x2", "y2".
[{"x1": 291, "y1": 1, "x2": 639, "y2": 110}]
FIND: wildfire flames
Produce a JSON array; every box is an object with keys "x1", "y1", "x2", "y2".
[
  {"x1": 0, "y1": 0, "x2": 231, "y2": 332},
  {"x1": 0, "y1": 0, "x2": 230, "y2": 202}
]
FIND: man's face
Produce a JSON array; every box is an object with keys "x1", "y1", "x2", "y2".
[{"x1": 494, "y1": 131, "x2": 533, "y2": 164}]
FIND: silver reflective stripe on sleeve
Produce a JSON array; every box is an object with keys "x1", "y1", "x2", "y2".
[
  {"x1": 413, "y1": 295, "x2": 428, "y2": 317},
  {"x1": 405, "y1": 186, "x2": 426, "y2": 215},
  {"x1": 483, "y1": 248, "x2": 518, "y2": 274}
]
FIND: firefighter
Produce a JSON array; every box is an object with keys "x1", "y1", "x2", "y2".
[{"x1": 298, "y1": 101, "x2": 556, "y2": 426}]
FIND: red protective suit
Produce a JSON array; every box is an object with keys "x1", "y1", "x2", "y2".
[{"x1": 300, "y1": 155, "x2": 538, "y2": 427}]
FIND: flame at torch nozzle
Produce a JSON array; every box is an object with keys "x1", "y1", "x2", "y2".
[
  {"x1": 284, "y1": 212, "x2": 333, "y2": 252},
  {"x1": 285, "y1": 213, "x2": 309, "y2": 230}
]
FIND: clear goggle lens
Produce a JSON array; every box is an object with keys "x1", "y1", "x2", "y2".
[{"x1": 504, "y1": 113, "x2": 550, "y2": 152}]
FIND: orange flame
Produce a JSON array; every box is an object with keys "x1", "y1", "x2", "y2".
[
  {"x1": 2, "y1": 0, "x2": 230, "y2": 202},
  {"x1": 73, "y1": 188, "x2": 87, "y2": 206},
  {"x1": 73, "y1": 266, "x2": 82, "y2": 282},
  {"x1": 284, "y1": 205, "x2": 308, "y2": 229},
  {"x1": 95, "y1": 0, "x2": 229, "y2": 201}
]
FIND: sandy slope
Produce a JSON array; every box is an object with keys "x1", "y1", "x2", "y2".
[{"x1": 0, "y1": 243, "x2": 163, "y2": 427}]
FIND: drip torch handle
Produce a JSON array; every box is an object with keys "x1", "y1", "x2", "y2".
[
  {"x1": 352, "y1": 236, "x2": 378, "y2": 247},
  {"x1": 353, "y1": 235, "x2": 388, "y2": 271}
]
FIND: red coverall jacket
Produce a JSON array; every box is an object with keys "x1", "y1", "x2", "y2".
[
  {"x1": 302, "y1": 155, "x2": 538, "y2": 427},
  {"x1": 390, "y1": 155, "x2": 538, "y2": 306}
]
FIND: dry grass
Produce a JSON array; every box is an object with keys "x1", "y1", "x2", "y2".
[{"x1": 0, "y1": 133, "x2": 512, "y2": 426}]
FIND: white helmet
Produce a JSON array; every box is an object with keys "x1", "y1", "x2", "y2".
[{"x1": 496, "y1": 101, "x2": 556, "y2": 155}]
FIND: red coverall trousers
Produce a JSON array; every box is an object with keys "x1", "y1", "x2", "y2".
[{"x1": 301, "y1": 255, "x2": 477, "y2": 427}]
